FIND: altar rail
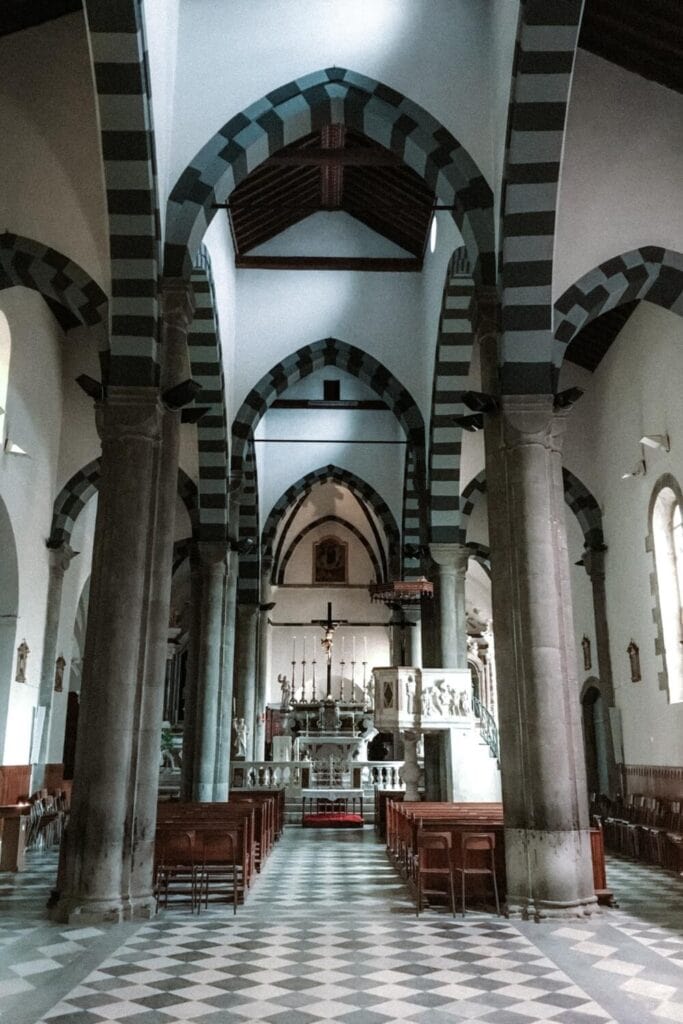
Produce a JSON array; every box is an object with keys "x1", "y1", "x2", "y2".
[{"x1": 230, "y1": 761, "x2": 405, "y2": 791}]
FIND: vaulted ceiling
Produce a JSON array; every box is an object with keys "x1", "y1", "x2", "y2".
[
  {"x1": 226, "y1": 125, "x2": 435, "y2": 269},
  {"x1": 0, "y1": 0, "x2": 82, "y2": 38}
]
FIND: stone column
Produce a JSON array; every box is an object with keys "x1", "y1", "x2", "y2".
[
  {"x1": 54, "y1": 387, "x2": 164, "y2": 923},
  {"x1": 33, "y1": 543, "x2": 78, "y2": 789},
  {"x1": 180, "y1": 553, "x2": 202, "y2": 801},
  {"x1": 128, "y1": 280, "x2": 195, "y2": 910},
  {"x1": 429, "y1": 543, "x2": 469, "y2": 669},
  {"x1": 234, "y1": 602, "x2": 259, "y2": 761},
  {"x1": 253, "y1": 558, "x2": 274, "y2": 761},
  {"x1": 485, "y1": 393, "x2": 596, "y2": 919},
  {"x1": 214, "y1": 548, "x2": 238, "y2": 800},
  {"x1": 582, "y1": 547, "x2": 619, "y2": 795},
  {"x1": 192, "y1": 542, "x2": 228, "y2": 801}
]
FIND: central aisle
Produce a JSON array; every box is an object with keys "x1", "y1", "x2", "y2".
[{"x1": 7, "y1": 828, "x2": 683, "y2": 1023}]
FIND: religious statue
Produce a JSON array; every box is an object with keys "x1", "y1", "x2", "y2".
[
  {"x1": 458, "y1": 689, "x2": 471, "y2": 716},
  {"x1": 447, "y1": 686, "x2": 459, "y2": 717},
  {"x1": 405, "y1": 674, "x2": 417, "y2": 714},
  {"x1": 421, "y1": 686, "x2": 433, "y2": 717},
  {"x1": 431, "y1": 678, "x2": 447, "y2": 715},
  {"x1": 581, "y1": 635, "x2": 592, "y2": 671},
  {"x1": 278, "y1": 672, "x2": 292, "y2": 708},
  {"x1": 54, "y1": 654, "x2": 66, "y2": 693},
  {"x1": 15, "y1": 639, "x2": 29, "y2": 683},
  {"x1": 233, "y1": 717, "x2": 248, "y2": 758}
]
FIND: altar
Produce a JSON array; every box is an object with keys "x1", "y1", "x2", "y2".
[{"x1": 301, "y1": 788, "x2": 364, "y2": 828}]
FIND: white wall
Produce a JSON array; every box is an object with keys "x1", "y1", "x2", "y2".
[
  {"x1": 0, "y1": 289, "x2": 64, "y2": 763},
  {"x1": 252, "y1": 212, "x2": 411, "y2": 258},
  {"x1": 0, "y1": 13, "x2": 109, "y2": 290},
  {"x1": 563, "y1": 302, "x2": 683, "y2": 767},
  {"x1": 556, "y1": 49, "x2": 683, "y2": 300}
]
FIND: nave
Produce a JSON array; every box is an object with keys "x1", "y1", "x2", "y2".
[{"x1": 1, "y1": 829, "x2": 682, "y2": 1024}]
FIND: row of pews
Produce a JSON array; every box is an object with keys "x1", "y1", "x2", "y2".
[
  {"x1": 383, "y1": 796, "x2": 613, "y2": 913},
  {"x1": 155, "y1": 788, "x2": 284, "y2": 913}
]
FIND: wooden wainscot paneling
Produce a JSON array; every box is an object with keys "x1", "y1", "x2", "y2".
[{"x1": 622, "y1": 764, "x2": 683, "y2": 801}]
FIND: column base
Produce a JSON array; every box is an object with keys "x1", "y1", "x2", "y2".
[
  {"x1": 504, "y1": 826, "x2": 598, "y2": 922},
  {"x1": 50, "y1": 890, "x2": 156, "y2": 924}
]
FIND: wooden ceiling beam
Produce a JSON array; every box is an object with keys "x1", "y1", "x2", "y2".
[{"x1": 235, "y1": 256, "x2": 421, "y2": 272}]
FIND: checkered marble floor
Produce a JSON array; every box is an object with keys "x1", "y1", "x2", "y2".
[{"x1": 0, "y1": 831, "x2": 681, "y2": 1024}]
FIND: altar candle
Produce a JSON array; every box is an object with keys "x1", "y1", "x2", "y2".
[
  {"x1": 352, "y1": 635, "x2": 356, "y2": 660},
  {"x1": 342, "y1": 636, "x2": 345, "y2": 657},
  {"x1": 292, "y1": 636, "x2": 296, "y2": 660},
  {"x1": 364, "y1": 635, "x2": 368, "y2": 660},
  {"x1": 303, "y1": 636, "x2": 306, "y2": 661}
]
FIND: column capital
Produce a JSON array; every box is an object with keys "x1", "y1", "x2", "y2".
[
  {"x1": 197, "y1": 540, "x2": 229, "y2": 569},
  {"x1": 582, "y1": 546, "x2": 607, "y2": 581},
  {"x1": 429, "y1": 542, "x2": 470, "y2": 576},
  {"x1": 159, "y1": 277, "x2": 196, "y2": 329},
  {"x1": 96, "y1": 386, "x2": 164, "y2": 446},
  {"x1": 46, "y1": 541, "x2": 79, "y2": 573},
  {"x1": 500, "y1": 394, "x2": 568, "y2": 455}
]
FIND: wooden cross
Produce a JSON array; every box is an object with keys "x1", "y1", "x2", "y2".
[{"x1": 311, "y1": 602, "x2": 348, "y2": 698}]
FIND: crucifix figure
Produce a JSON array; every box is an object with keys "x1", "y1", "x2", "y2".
[{"x1": 312, "y1": 601, "x2": 348, "y2": 699}]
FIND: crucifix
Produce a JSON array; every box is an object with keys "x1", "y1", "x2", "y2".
[{"x1": 312, "y1": 601, "x2": 348, "y2": 699}]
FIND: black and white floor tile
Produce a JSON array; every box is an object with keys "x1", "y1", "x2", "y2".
[{"x1": 1, "y1": 830, "x2": 681, "y2": 1024}]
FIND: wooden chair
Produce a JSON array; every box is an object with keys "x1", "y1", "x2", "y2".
[
  {"x1": 454, "y1": 832, "x2": 501, "y2": 917},
  {"x1": 155, "y1": 829, "x2": 200, "y2": 912},
  {"x1": 196, "y1": 829, "x2": 242, "y2": 915},
  {"x1": 415, "y1": 830, "x2": 456, "y2": 917}
]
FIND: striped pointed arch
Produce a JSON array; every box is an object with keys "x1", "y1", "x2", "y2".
[
  {"x1": 189, "y1": 247, "x2": 229, "y2": 541},
  {"x1": 164, "y1": 66, "x2": 494, "y2": 284},
  {"x1": 466, "y1": 541, "x2": 491, "y2": 577},
  {"x1": 49, "y1": 459, "x2": 199, "y2": 549},
  {"x1": 553, "y1": 247, "x2": 683, "y2": 380},
  {"x1": 458, "y1": 466, "x2": 604, "y2": 552},
  {"x1": 237, "y1": 441, "x2": 260, "y2": 602},
  {"x1": 402, "y1": 445, "x2": 426, "y2": 580},
  {"x1": 231, "y1": 337, "x2": 425, "y2": 490},
  {"x1": 84, "y1": 0, "x2": 161, "y2": 385},
  {"x1": 0, "y1": 232, "x2": 107, "y2": 330},
  {"x1": 262, "y1": 465, "x2": 400, "y2": 585},
  {"x1": 278, "y1": 515, "x2": 382, "y2": 585},
  {"x1": 428, "y1": 248, "x2": 477, "y2": 545},
  {"x1": 499, "y1": 0, "x2": 584, "y2": 394}
]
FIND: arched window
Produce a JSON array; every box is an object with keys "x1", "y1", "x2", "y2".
[{"x1": 651, "y1": 480, "x2": 683, "y2": 703}]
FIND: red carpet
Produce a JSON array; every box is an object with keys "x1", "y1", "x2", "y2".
[{"x1": 302, "y1": 813, "x2": 364, "y2": 829}]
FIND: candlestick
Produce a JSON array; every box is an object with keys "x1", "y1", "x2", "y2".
[
  {"x1": 339, "y1": 660, "x2": 345, "y2": 702},
  {"x1": 311, "y1": 659, "x2": 317, "y2": 701}
]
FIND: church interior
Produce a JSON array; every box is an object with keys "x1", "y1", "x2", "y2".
[{"x1": 0, "y1": 2, "x2": 682, "y2": 1022}]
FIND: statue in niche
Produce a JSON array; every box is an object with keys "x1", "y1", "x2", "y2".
[
  {"x1": 233, "y1": 717, "x2": 248, "y2": 758},
  {"x1": 278, "y1": 673, "x2": 291, "y2": 708},
  {"x1": 313, "y1": 535, "x2": 347, "y2": 584},
  {"x1": 582, "y1": 635, "x2": 592, "y2": 672},
  {"x1": 627, "y1": 640, "x2": 641, "y2": 683},
  {"x1": 54, "y1": 655, "x2": 66, "y2": 693},
  {"x1": 15, "y1": 640, "x2": 29, "y2": 683}
]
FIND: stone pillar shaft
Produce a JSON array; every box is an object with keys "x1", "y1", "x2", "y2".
[
  {"x1": 485, "y1": 393, "x2": 595, "y2": 919},
  {"x1": 254, "y1": 562, "x2": 274, "y2": 760},
  {"x1": 34, "y1": 544, "x2": 77, "y2": 785},
  {"x1": 234, "y1": 603, "x2": 259, "y2": 761},
  {"x1": 56, "y1": 388, "x2": 164, "y2": 923},
  {"x1": 193, "y1": 545, "x2": 228, "y2": 801},
  {"x1": 429, "y1": 543, "x2": 469, "y2": 669},
  {"x1": 214, "y1": 550, "x2": 238, "y2": 800}
]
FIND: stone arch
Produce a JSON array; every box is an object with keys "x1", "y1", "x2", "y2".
[
  {"x1": 458, "y1": 467, "x2": 604, "y2": 552},
  {"x1": 553, "y1": 247, "x2": 683, "y2": 381},
  {"x1": 428, "y1": 247, "x2": 477, "y2": 545},
  {"x1": 189, "y1": 247, "x2": 229, "y2": 541},
  {"x1": 277, "y1": 514, "x2": 382, "y2": 585},
  {"x1": 84, "y1": 1, "x2": 160, "y2": 385},
  {"x1": 49, "y1": 459, "x2": 200, "y2": 548},
  {"x1": 465, "y1": 541, "x2": 491, "y2": 577},
  {"x1": 499, "y1": 2, "x2": 585, "y2": 395},
  {"x1": 164, "y1": 67, "x2": 494, "y2": 285},
  {"x1": 231, "y1": 336, "x2": 425, "y2": 490},
  {"x1": 262, "y1": 465, "x2": 400, "y2": 584},
  {"x1": 0, "y1": 231, "x2": 107, "y2": 330},
  {"x1": 0, "y1": 495, "x2": 19, "y2": 758}
]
